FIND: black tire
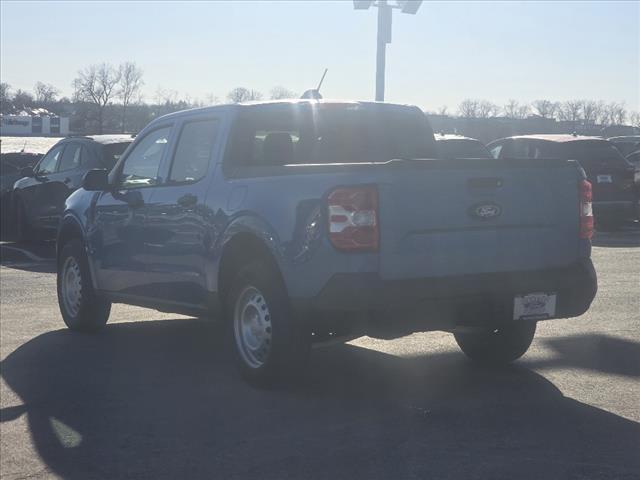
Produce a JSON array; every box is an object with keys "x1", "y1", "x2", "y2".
[
  {"x1": 454, "y1": 322, "x2": 536, "y2": 365},
  {"x1": 57, "y1": 238, "x2": 111, "y2": 332},
  {"x1": 226, "y1": 260, "x2": 310, "y2": 387},
  {"x1": 15, "y1": 198, "x2": 34, "y2": 243}
]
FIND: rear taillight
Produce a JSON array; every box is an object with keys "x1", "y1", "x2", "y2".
[
  {"x1": 579, "y1": 179, "x2": 594, "y2": 239},
  {"x1": 328, "y1": 186, "x2": 379, "y2": 252}
]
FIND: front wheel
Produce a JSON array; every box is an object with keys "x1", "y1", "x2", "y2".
[
  {"x1": 57, "y1": 239, "x2": 111, "y2": 332},
  {"x1": 227, "y1": 260, "x2": 310, "y2": 387},
  {"x1": 454, "y1": 322, "x2": 536, "y2": 365}
]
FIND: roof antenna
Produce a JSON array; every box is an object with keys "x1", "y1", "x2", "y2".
[{"x1": 301, "y1": 68, "x2": 327, "y2": 100}]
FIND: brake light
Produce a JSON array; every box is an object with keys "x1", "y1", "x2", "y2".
[
  {"x1": 579, "y1": 179, "x2": 593, "y2": 239},
  {"x1": 328, "y1": 186, "x2": 379, "y2": 252}
]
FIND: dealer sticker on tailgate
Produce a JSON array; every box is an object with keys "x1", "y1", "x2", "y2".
[{"x1": 513, "y1": 292, "x2": 557, "y2": 320}]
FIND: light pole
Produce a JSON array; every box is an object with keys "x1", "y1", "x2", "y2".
[{"x1": 354, "y1": 1, "x2": 423, "y2": 102}]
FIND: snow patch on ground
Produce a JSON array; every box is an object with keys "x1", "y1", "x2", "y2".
[{"x1": 0, "y1": 136, "x2": 62, "y2": 154}]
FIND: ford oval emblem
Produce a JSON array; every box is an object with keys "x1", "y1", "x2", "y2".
[{"x1": 470, "y1": 202, "x2": 502, "y2": 220}]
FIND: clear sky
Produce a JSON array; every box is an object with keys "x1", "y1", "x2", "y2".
[{"x1": 1, "y1": 1, "x2": 638, "y2": 112}]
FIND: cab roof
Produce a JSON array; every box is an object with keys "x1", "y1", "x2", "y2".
[
  {"x1": 154, "y1": 99, "x2": 422, "y2": 122},
  {"x1": 508, "y1": 134, "x2": 606, "y2": 143},
  {"x1": 433, "y1": 133, "x2": 481, "y2": 142},
  {"x1": 66, "y1": 134, "x2": 134, "y2": 145}
]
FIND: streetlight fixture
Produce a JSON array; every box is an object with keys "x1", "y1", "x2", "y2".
[{"x1": 353, "y1": 0, "x2": 423, "y2": 101}]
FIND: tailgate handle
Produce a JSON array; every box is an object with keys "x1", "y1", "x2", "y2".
[{"x1": 467, "y1": 177, "x2": 503, "y2": 189}]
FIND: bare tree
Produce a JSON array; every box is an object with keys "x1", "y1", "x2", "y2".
[
  {"x1": 33, "y1": 82, "x2": 59, "y2": 105},
  {"x1": 227, "y1": 87, "x2": 262, "y2": 103},
  {"x1": 12, "y1": 89, "x2": 35, "y2": 112},
  {"x1": 579, "y1": 100, "x2": 598, "y2": 124},
  {"x1": 559, "y1": 100, "x2": 582, "y2": 123},
  {"x1": 270, "y1": 86, "x2": 296, "y2": 100},
  {"x1": 118, "y1": 62, "x2": 144, "y2": 133},
  {"x1": 478, "y1": 100, "x2": 499, "y2": 119},
  {"x1": 0, "y1": 82, "x2": 11, "y2": 114},
  {"x1": 203, "y1": 93, "x2": 220, "y2": 105},
  {"x1": 436, "y1": 105, "x2": 448, "y2": 116},
  {"x1": 458, "y1": 99, "x2": 479, "y2": 118},
  {"x1": 629, "y1": 111, "x2": 640, "y2": 128},
  {"x1": 531, "y1": 99, "x2": 559, "y2": 119},
  {"x1": 74, "y1": 63, "x2": 122, "y2": 133},
  {"x1": 155, "y1": 87, "x2": 179, "y2": 105},
  {"x1": 516, "y1": 104, "x2": 530, "y2": 119},
  {"x1": 503, "y1": 99, "x2": 520, "y2": 119},
  {"x1": 607, "y1": 102, "x2": 627, "y2": 126}
]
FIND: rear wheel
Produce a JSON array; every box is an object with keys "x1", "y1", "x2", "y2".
[
  {"x1": 454, "y1": 322, "x2": 536, "y2": 365},
  {"x1": 227, "y1": 260, "x2": 310, "y2": 387},
  {"x1": 57, "y1": 239, "x2": 111, "y2": 332}
]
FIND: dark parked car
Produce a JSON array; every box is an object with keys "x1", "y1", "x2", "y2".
[
  {"x1": 56, "y1": 101, "x2": 596, "y2": 386},
  {"x1": 487, "y1": 134, "x2": 638, "y2": 226},
  {"x1": 12, "y1": 135, "x2": 132, "y2": 241},
  {"x1": 608, "y1": 135, "x2": 640, "y2": 158},
  {"x1": 1, "y1": 152, "x2": 42, "y2": 235},
  {"x1": 434, "y1": 134, "x2": 492, "y2": 159}
]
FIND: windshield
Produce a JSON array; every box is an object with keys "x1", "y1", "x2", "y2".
[
  {"x1": 560, "y1": 141, "x2": 632, "y2": 169},
  {"x1": 436, "y1": 139, "x2": 492, "y2": 159},
  {"x1": 102, "y1": 142, "x2": 131, "y2": 170}
]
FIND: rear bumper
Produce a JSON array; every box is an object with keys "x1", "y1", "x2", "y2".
[
  {"x1": 307, "y1": 259, "x2": 597, "y2": 324},
  {"x1": 593, "y1": 200, "x2": 638, "y2": 221}
]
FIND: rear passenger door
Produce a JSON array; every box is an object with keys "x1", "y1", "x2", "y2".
[{"x1": 141, "y1": 116, "x2": 223, "y2": 307}]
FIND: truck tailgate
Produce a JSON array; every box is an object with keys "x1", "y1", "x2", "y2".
[{"x1": 377, "y1": 159, "x2": 580, "y2": 280}]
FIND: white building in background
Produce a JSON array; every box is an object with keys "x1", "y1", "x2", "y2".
[{"x1": 0, "y1": 114, "x2": 70, "y2": 136}]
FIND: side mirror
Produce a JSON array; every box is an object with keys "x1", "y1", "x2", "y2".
[
  {"x1": 20, "y1": 166, "x2": 35, "y2": 178},
  {"x1": 83, "y1": 169, "x2": 110, "y2": 191}
]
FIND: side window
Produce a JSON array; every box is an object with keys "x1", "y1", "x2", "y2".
[
  {"x1": 58, "y1": 143, "x2": 83, "y2": 172},
  {"x1": 119, "y1": 127, "x2": 172, "y2": 188},
  {"x1": 168, "y1": 119, "x2": 219, "y2": 184},
  {"x1": 36, "y1": 145, "x2": 64, "y2": 174},
  {"x1": 510, "y1": 140, "x2": 532, "y2": 158},
  {"x1": 489, "y1": 143, "x2": 503, "y2": 159}
]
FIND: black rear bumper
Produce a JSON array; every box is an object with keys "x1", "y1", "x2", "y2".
[
  {"x1": 593, "y1": 200, "x2": 639, "y2": 222},
  {"x1": 309, "y1": 259, "x2": 597, "y2": 324}
]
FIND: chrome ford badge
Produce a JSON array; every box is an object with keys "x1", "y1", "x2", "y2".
[{"x1": 470, "y1": 202, "x2": 502, "y2": 220}]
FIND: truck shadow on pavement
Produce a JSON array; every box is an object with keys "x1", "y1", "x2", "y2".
[{"x1": 1, "y1": 319, "x2": 639, "y2": 480}]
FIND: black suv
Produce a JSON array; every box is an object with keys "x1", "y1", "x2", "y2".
[
  {"x1": 12, "y1": 135, "x2": 132, "y2": 241},
  {"x1": 487, "y1": 134, "x2": 638, "y2": 227}
]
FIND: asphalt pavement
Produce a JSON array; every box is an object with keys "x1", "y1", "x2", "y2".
[{"x1": 1, "y1": 228, "x2": 639, "y2": 480}]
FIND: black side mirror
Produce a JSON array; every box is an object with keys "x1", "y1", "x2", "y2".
[
  {"x1": 20, "y1": 166, "x2": 35, "y2": 178},
  {"x1": 83, "y1": 169, "x2": 110, "y2": 191}
]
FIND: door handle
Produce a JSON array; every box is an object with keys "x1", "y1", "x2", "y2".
[{"x1": 177, "y1": 194, "x2": 197, "y2": 208}]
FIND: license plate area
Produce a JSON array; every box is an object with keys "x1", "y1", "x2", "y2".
[
  {"x1": 597, "y1": 174, "x2": 613, "y2": 183},
  {"x1": 513, "y1": 292, "x2": 557, "y2": 320}
]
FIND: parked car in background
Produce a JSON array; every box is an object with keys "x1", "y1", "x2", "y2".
[
  {"x1": 434, "y1": 133, "x2": 492, "y2": 159},
  {"x1": 626, "y1": 150, "x2": 640, "y2": 168},
  {"x1": 56, "y1": 100, "x2": 596, "y2": 386},
  {"x1": 1, "y1": 152, "x2": 42, "y2": 235},
  {"x1": 12, "y1": 135, "x2": 132, "y2": 241},
  {"x1": 608, "y1": 135, "x2": 640, "y2": 158},
  {"x1": 487, "y1": 134, "x2": 638, "y2": 227}
]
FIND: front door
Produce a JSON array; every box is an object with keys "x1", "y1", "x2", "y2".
[{"x1": 91, "y1": 125, "x2": 174, "y2": 296}]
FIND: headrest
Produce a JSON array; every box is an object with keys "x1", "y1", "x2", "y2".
[{"x1": 263, "y1": 132, "x2": 293, "y2": 165}]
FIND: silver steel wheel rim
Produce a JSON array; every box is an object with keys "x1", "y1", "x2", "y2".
[
  {"x1": 62, "y1": 256, "x2": 82, "y2": 317},
  {"x1": 233, "y1": 286, "x2": 272, "y2": 369}
]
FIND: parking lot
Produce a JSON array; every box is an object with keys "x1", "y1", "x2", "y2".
[{"x1": 0, "y1": 226, "x2": 638, "y2": 480}]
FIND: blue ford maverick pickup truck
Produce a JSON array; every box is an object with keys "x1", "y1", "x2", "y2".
[{"x1": 57, "y1": 100, "x2": 597, "y2": 385}]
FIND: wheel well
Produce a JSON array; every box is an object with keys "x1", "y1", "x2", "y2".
[
  {"x1": 57, "y1": 221, "x2": 83, "y2": 261},
  {"x1": 218, "y1": 233, "x2": 283, "y2": 306}
]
